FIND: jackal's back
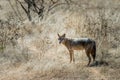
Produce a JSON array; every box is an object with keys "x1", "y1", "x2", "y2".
[{"x1": 69, "y1": 38, "x2": 94, "y2": 50}]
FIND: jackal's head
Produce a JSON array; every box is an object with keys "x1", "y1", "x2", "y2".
[{"x1": 57, "y1": 33, "x2": 66, "y2": 44}]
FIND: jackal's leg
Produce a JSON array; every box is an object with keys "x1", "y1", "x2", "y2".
[
  {"x1": 86, "y1": 53, "x2": 91, "y2": 66},
  {"x1": 91, "y1": 52, "x2": 96, "y2": 62},
  {"x1": 85, "y1": 45, "x2": 92, "y2": 66},
  {"x1": 69, "y1": 51, "x2": 72, "y2": 63},
  {"x1": 72, "y1": 51, "x2": 75, "y2": 62},
  {"x1": 70, "y1": 50, "x2": 75, "y2": 62},
  {"x1": 69, "y1": 50, "x2": 73, "y2": 63},
  {"x1": 85, "y1": 49, "x2": 91, "y2": 66}
]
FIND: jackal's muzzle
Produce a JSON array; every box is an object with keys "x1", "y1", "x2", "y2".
[{"x1": 58, "y1": 38, "x2": 64, "y2": 44}]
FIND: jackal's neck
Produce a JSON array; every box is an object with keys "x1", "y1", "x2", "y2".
[{"x1": 62, "y1": 38, "x2": 71, "y2": 47}]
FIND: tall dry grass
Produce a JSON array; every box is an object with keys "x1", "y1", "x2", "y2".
[{"x1": 0, "y1": 0, "x2": 120, "y2": 80}]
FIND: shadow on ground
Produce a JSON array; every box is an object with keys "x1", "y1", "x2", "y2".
[{"x1": 90, "y1": 60, "x2": 109, "y2": 67}]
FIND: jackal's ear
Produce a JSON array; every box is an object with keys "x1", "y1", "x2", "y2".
[
  {"x1": 57, "y1": 33, "x2": 60, "y2": 37},
  {"x1": 63, "y1": 33, "x2": 66, "y2": 37}
]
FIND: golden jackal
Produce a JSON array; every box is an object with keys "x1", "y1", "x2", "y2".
[{"x1": 58, "y1": 33, "x2": 96, "y2": 66}]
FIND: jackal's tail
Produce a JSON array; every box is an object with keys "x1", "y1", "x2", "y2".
[{"x1": 92, "y1": 41, "x2": 96, "y2": 61}]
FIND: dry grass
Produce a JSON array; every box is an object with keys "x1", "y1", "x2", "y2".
[{"x1": 0, "y1": 0, "x2": 120, "y2": 80}]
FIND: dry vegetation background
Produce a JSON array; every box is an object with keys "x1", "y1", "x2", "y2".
[{"x1": 0, "y1": 0, "x2": 120, "y2": 80}]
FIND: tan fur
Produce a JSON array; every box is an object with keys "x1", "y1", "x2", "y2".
[{"x1": 58, "y1": 33, "x2": 96, "y2": 66}]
